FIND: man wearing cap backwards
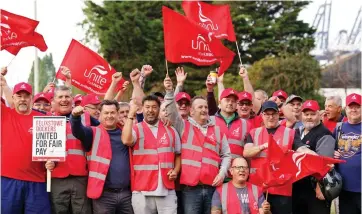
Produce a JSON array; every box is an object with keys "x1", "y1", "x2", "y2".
[
  {"x1": 281, "y1": 94, "x2": 304, "y2": 129},
  {"x1": 1, "y1": 78, "x2": 51, "y2": 213},
  {"x1": 164, "y1": 75, "x2": 231, "y2": 214},
  {"x1": 244, "y1": 101, "x2": 316, "y2": 214},
  {"x1": 33, "y1": 92, "x2": 52, "y2": 112},
  {"x1": 292, "y1": 100, "x2": 336, "y2": 214},
  {"x1": 44, "y1": 85, "x2": 92, "y2": 214},
  {"x1": 211, "y1": 157, "x2": 271, "y2": 214},
  {"x1": 334, "y1": 93, "x2": 361, "y2": 214},
  {"x1": 81, "y1": 94, "x2": 101, "y2": 119}
]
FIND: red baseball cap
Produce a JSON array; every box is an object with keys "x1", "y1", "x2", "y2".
[
  {"x1": 220, "y1": 88, "x2": 238, "y2": 101},
  {"x1": 302, "y1": 100, "x2": 320, "y2": 112},
  {"x1": 272, "y1": 90, "x2": 288, "y2": 100},
  {"x1": 13, "y1": 82, "x2": 32, "y2": 95},
  {"x1": 33, "y1": 92, "x2": 51, "y2": 103},
  {"x1": 175, "y1": 92, "x2": 191, "y2": 102},
  {"x1": 74, "y1": 94, "x2": 83, "y2": 104},
  {"x1": 346, "y1": 93, "x2": 361, "y2": 106},
  {"x1": 81, "y1": 94, "x2": 101, "y2": 106},
  {"x1": 238, "y1": 91, "x2": 252, "y2": 102}
]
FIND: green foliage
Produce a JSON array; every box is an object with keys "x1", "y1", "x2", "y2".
[
  {"x1": 248, "y1": 53, "x2": 325, "y2": 104},
  {"x1": 28, "y1": 53, "x2": 56, "y2": 92},
  {"x1": 81, "y1": 1, "x2": 316, "y2": 96}
]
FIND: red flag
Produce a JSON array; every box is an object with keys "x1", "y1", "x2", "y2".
[
  {"x1": 1, "y1": 9, "x2": 39, "y2": 34},
  {"x1": 249, "y1": 134, "x2": 345, "y2": 189},
  {"x1": 1, "y1": 31, "x2": 47, "y2": 52},
  {"x1": 162, "y1": 6, "x2": 235, "y2": 76},
  {"x1": 182, "y1": 1, "x2": 236, "y2": 42},
  {"x1": 56, "y1": 39, "x2": 125, "y2": 95},
  {"x1": 4, "y1": 46, "x2": 21, "y2": 55}
]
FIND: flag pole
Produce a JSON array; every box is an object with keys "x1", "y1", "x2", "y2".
[
  {"x1": 235, "y1": 41, "x2": 243, "y2": 66},
  {"x1": 7, "y1": 55, "x2": 16, "y2": 67},
  {"x1": 165, "y1": 59, "x2": 169, "y2": 77},
  {"x1": 266, "y1": 190, "x2": 269, "y2": 201}
]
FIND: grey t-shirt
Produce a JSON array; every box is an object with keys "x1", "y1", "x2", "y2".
[{"x1": 212, "y1": 186, "x2": 264, "y2": 213}]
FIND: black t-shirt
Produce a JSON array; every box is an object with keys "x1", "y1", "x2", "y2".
[{"x1": 245, "y1": 125, "x2": 305, "y2": 150}]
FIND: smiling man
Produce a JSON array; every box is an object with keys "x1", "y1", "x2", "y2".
[
  {"x1": 292, "y1": 100, "x2": 335, "y2": 214},
  {"x1": 45, "y1": 86, "x2": 91, "y2": 214},
  {"x1": 81, "y1": 94, "x2": 101, "y2": 120},
  {"x1": 70, "y1": 100, "x2": 133, "y2": 213},
  {"x1": 175, "y1": 92, "x2": 191, "y2": 120},
  {"x1": 211, "y1": 157, "x2": 271, "y2": 214}
]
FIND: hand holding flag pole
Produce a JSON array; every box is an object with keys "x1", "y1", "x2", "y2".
[{"x1": 165, "y1": 59, "x2": 169, "y2": 77}]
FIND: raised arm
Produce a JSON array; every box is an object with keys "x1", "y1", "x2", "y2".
[
  {"x1": 0, "y1": 68, "x2": 14, "y2": 108},
  {"x1": 121, "y1": 102, "x2": 138, "y2": 146},
  {"x1": 207, "y1": 74, "x2": 218, "y2": 115},
  {"x1": 70, "y1": 106, "x2": 94, "y2": 152},
  {"x1": 114, "y1": 81, "x2": 129, "y2": 102},
  {"x1": 139, "y1": 64, "x2": 153, "y2": 89},
  {"x1": 163, "y1": 75, "x2": 185, "y2": 135},
  {"x1": 239, "y1": 66, "x2": 260, "y2": 113},
  {"x1": 104, "y1": 72, "x2": 123, "y2": 100},
  {"x1": 59, "y1": 66, "x2": 72, "y2": 88},
  {"x1": 174, "y1": 67, "x2": 187, "y2": 95}
]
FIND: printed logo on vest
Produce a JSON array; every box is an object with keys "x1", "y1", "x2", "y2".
[
  {"x1": 208, "y1": 133, "x2": 216, "y2": 142},
  {"x1": 232, "y1": 127, "x2": 240, "y2": 137},
  {"x1": 160, "y1": 133, "x2": 168, "y2": 145}
]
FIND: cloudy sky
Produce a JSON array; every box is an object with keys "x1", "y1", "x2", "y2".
[{"x1": 0, "y1": 0, "x2": 361, "y2": 90}]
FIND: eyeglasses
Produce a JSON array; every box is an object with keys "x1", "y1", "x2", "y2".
[
  {"x1": 231, "y1": 166, "x2": 249, "y2": 171},
  {"x1": 34, "y1": 103, "x2": 51, "y2": 107},
  {"x1": 177, "y1": 101, "x2": 190, "y2": 106},
  {"x1": 238, "y1": 102, "x2": 252, "y2": 106}
]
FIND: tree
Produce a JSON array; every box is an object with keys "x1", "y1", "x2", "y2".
[
  {"x1": 81, "y1": 1, "x2": 315, "y2": 95},
  {"x1": 28, "y1": 53, "x2": 56, "y2": 92},
  {"x1": 225, "y1": 1, "x2": 315, "y2": 64},
  {"x1": 249, "y1": 53, "x2": 325, "y2": 104}
]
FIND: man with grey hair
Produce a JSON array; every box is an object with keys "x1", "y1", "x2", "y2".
[
  {"x1": 254, "y1": 89, "x2": 268, "y2": 105},
  {"x1": 293, "y1": 100, "x2": 335, "y2": 214},
  {"x1": 45, "y1": 85, "x2": 92, "y2": 214},
  {"x1": 323, "y1": 95, "x2": 347, "y2": 132}
]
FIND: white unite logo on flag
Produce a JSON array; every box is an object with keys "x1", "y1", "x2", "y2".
[
  {"x1": 191, "y1": 34, "x2": 211, "y2": 52},
  {"x1": 83, "y1": 65, "x2": 110, "y2": 87},
  {"x1": 197, "y1": 2, "x2": 219, "y2": 31}
]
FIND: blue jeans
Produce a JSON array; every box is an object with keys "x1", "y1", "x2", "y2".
[
  {"x1": 182, "y1": 185, "x2": 215, "y2": 214},
  {"x1": 1, "y1": 176, "x2": 51, "y2": 214}
]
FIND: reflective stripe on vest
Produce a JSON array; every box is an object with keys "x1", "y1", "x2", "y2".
[
  {"x1": 254, "y1": 127, "x2": 266, "y2": 157},
  {"x1": 88, "y1": 127, "x2": 111, "y2": 181},
  {"x1": 282, "y1": 128, "x2": 290, "y2": 147},
  {"x1": 89, "y1": 171, "x2": 106, "y2": 180},
  {"x1": 133, "y1": 123, "x2": 174, "y2": 171},
  {"x1": 68, "y1": 149, "x2": 85, "y2": 156},
  {"x1": 182, "y1": 124, "x2": 220, "y2": 168},
  {"x1": 221, "y1": 183, "x2": 228, "y2": 214},
  {"x1": 221, "y1": 183, "x2": 259, "y2": 214},
  {"x1": 66, "y1": 134, "x2": 85, "y2": 156},
  {"x1": 241, "y1": 119, "x2": 247, "y2": 144}
]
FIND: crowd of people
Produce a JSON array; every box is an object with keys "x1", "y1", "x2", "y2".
[{"x1": 0, "y1": 64, "x2": 361, "y2": 214}]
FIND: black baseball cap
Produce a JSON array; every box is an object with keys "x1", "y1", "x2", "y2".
[
  {"x1": 151, "y1": 92, "x2": 164, "y2": 98},
  {"x1": 261, "y1": 101, "x2": 279, "y2": 112}
]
